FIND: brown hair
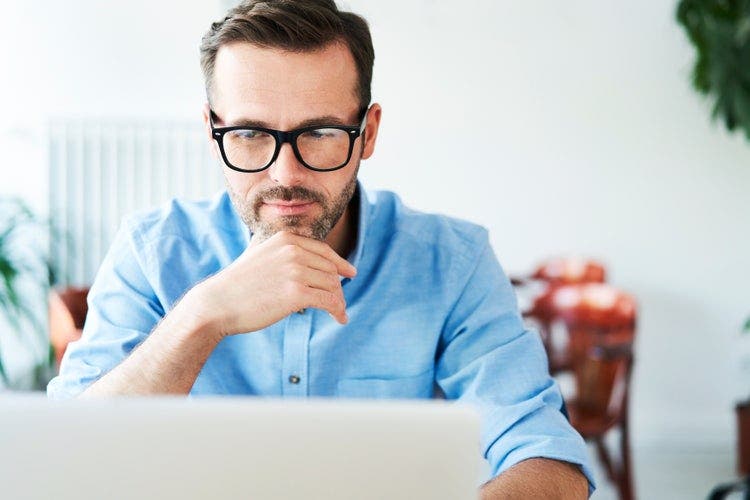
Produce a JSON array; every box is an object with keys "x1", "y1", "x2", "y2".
[{"x1": 200, "y1": 0, "x2": 374, "y2": 109}]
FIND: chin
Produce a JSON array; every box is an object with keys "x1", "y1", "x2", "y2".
[{"x1": 255, "y1": 216, "x2": 329, "y2": 242}]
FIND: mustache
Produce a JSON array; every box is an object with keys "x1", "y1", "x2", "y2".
[{"x1": 254, "y1": 185, "x2": 324, "y2": 208}]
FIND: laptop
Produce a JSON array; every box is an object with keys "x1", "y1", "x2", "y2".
[{"x1": 0, "y1": 395, "x2": 483, "y2": 500}]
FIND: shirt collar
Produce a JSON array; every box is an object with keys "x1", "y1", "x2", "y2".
[{"x1": 347, "y1": 180, "x2": 369, "y2": 269}]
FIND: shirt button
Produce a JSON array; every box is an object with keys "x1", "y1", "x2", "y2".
[{"x1": 289, "y1": 375, "x2": 301, "y2": 384}]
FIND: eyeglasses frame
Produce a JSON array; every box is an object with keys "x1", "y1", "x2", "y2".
[{"x1": 209, "y1": 106, "x2": 370, "y2": 173}]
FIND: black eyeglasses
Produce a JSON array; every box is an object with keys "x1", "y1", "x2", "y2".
[{"x1": 209, "y1": 107, "x2": 369, "y2": 173}]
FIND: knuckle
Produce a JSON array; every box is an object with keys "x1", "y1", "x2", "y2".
[
  {"x1": 280, "y1": 231, "x2": 296, "y2": 243},
  {"x1": 286, "y1": 281, "x2": 306, "y2": 297},
  {"x1": 314, "y1": 290, "x2": 331, "y2": 307},
  {"x1": 329, "y1": 274, "x2": 341, "y2": 289},
  {"x1": 286, "y1": 263, "x2": 300, "y2": 280},
  {"x1": 327, "y1": 292, "x2": 341, "y2": 308},
  {"x1": 282, "y1": 244, "x2": 300, "y2": 259},
  {"x1": 270, "y1": 231, "x2": 287, "y2": 242}
]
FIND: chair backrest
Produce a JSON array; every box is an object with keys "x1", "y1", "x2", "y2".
[
  {"x1": 48, "y1": 287, "x2": 89, "y2": 364},
  {"x1": 532, "y1": 257, "x2": 607, "y2": 285},
  {"x1": 548, "y1": 284, "x2": 636, "y2": 420},
  {"x1": 515, "y1": 258, "x2": 607, "y2": 351}
]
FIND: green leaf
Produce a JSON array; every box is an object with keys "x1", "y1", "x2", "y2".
[
  {"x1": 0, "y1": 356, "x2": 8, "y2": 387},
  {"x1": 745, "y1": 316, "x2": 750, "y2": 332},
  {"x1": 0, "y1": 195, "x2": 56, "y2": 389},
  {"x1": 676, "y1": 0, "x2": 750, "y2": 139}
]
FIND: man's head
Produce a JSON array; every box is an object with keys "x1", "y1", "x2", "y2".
[
  {"x1": 199, "y1": 0, "x2": 381, "y2": 246},
  {"x1": 200, "y1": 0, "x2": 374, "y2": 110}
]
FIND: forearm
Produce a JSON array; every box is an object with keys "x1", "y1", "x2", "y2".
[
  {"x1": 480, "y1": 458, "x2": 588, "y2": 500},
  {"x1": 80, "y1": 289, "x2": 223, "y2": 397}
]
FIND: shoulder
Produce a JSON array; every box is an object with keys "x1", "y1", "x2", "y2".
[
  {"x1": 365, "y1": 189, "x2": 490, "y2": 267},
  {"x1": 122, "y1": 190, "x2": 240, "y2": 247}
]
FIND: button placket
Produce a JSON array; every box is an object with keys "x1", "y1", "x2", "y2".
[{"x1": 281, "y1": 310, "x2": 312, "y2": 396}]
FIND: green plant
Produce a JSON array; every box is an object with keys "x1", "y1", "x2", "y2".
[
  {"x1": 0, "y1": 197, "x2": 55, "y2": 389},
  {"x1": 676, "y1": 0, "x2": 750, "y2": 138},
  {"x1": 678, "y1": 2, "x2": 750, "y2": 341}
]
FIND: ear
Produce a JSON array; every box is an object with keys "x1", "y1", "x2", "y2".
[
  {"x1": 361, "y1": 103, "x2": 382, "y2": 160},
  {"x1": 202, "y1": 103, "x2": 219, "y2": 159}
]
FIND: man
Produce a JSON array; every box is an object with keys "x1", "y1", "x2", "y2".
[{"x1": 48, "y1": 1, "x2": 594, "y2": 497}]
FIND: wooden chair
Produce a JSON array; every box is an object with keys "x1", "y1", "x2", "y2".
[
  {"x1": 48, "y1": 287, "x2": 90, "y2": 365},
  {"x1": 532, "y1": 257, "x2": 606, "y2": 285},
  {"x1": 511, "y1": 257, "x2": 606, "y2": 287},
  {"x1": 516, "y1": 258, "x2": 607, "y2": 373},
  {"x1": 544, "y1": 283, "x2": 637, "y2": 500}
]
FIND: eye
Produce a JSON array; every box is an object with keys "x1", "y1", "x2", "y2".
[
  {"x1": 233, "y1": 129, "x2": 263, "y2": 140},
  {"x1": 304, "y1": 128, "x2": 341, "y2": 140}
]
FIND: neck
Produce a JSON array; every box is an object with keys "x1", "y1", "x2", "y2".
[{"x1": 325, "y1": 193, "x2": 359, "y2": 259}]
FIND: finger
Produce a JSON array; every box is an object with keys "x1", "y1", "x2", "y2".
[
  {"x1": 295, "y1": 248, "x2": 342, "y2": 275},
  {"x1": 299, "y1": 265, "x2": 343, "y2": 290},
  {"x1": 303, "y1": 287, "x2": 348, "y2": 324},
  {"x1": 290, "y1": 265, "x2": 346, "y2": 315},
  {"x1": 299, "y1": 268, "x2": 346, "y2": 309},
  {"x1": 275, "y1": 232, "x2": 357, "y2": 277}
]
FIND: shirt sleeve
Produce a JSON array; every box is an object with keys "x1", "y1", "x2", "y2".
[
  {"x1": 46, "y1": 219, "x2": 164, "y2": 399},
  {"x1": 435, "y1": 233, "x2": 596, "y2": 493}
]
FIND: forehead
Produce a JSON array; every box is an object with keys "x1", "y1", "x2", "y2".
[{"x1": 211, "y1": 41, "x2": 360, "y2": 125}]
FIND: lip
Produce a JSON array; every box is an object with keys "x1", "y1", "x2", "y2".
[{"x1": 262, "y1": 200, "x2": 316, "y2": 216}]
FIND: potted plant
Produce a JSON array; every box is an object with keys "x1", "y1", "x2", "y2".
[
  {"x1": 0, "y1": 196, "x2": 55, "y2": 390},
  {"x1": 677, "y1": 0, "x2": 750, "y2": 481},
  {"x1": 676, "y1": 0, "x2": 750, "y2": 137},
  {"x1": 742, "y1": 320, "x2": 750, "y2": 473}
]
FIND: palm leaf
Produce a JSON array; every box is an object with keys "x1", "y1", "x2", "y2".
[{"x1": 0, "y1": 196, "x2": 57, "y2": 390}]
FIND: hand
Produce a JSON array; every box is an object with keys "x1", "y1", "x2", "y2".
[{"x1": 189, "y1": 231, "x2": 357, "y2": 338}]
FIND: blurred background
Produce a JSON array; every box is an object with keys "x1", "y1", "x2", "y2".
[{"x1": 1, "y1": 1, "x2": 749, "y2": 498}]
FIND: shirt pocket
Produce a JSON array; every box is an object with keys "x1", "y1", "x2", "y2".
[{"x1": 335, "y1": 370, "x2": 434, "y2": 399}]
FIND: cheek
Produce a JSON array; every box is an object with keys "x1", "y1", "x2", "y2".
[
  {"x1": 320, "y1": 172, "x2": 350, "y2": 199},
  {"x1": 224, "y1": 167, "x2": 262, "y2": 198}
]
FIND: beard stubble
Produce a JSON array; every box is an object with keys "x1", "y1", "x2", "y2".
[{"x1": 225, "y1": 162, "x2": 359, "y2": 244}]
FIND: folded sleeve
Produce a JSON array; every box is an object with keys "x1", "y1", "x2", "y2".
[
  {"x1": 435, "y1": 234, "x2": 595, "y2": 493},
  {"x1": 47, "y1": 218, "x2": 164, "y2": 399}
]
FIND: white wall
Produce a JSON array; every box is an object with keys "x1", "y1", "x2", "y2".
[
  {"x1": 1, "y1": 0, "x2": 748, "y2": 450},
  {"x1": 0, "y1": 0, "x2": 220, "y2": 210},
  {"x1": 350, "y1": 0, "x2": 750, "y2": 450}
]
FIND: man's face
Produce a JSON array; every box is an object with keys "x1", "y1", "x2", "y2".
[{"x1": 204, "y1": 41, "x2": 380, "y2": 243}]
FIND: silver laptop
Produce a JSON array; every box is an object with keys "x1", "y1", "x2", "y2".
[{"x1": 0, "y1": 395, "x2": 482, "y2": 500}]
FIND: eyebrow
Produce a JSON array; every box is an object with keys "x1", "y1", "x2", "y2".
[{"x1": 211, "y1": 110, "x2": 350, "y2": 129}]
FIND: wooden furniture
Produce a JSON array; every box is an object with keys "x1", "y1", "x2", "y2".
[
  {"x1": 48, "y1": 287, "x2": 90, "y2": 365},
  {"x1": 512, "y1": 257, "x2": 606, "y2": 287},
  {"x1": 531, "y1": 257, "x2": 606, "y2": 285},
  {"x1": 513, "y1": 257, "x2": 607, "y2": 373},
  {"x1": 703, "y1": 402, "x2": 750, "y2": 498},
  {"x1": 738, "y1": 400, "x2": 750, "y2": 475},
  {"x1": 537, "y1": 283, "x2": 637, "y2": 500}
]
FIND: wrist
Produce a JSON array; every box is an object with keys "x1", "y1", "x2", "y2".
[{"x1": 175, "y1": 282, "x2": 228, "y2": 343}]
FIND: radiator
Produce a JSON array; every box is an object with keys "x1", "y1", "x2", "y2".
[{"x1": 48, "y1": 119, "x2": 224, "y2": 287}]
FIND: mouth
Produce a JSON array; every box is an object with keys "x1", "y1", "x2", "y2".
[{"x1": 262, "y1": 200, "x2": 317, "y2": 216}]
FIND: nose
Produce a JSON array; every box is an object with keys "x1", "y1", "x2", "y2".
[{"x1": 268, "y1": 143, "x2": 308, "y2": 186}]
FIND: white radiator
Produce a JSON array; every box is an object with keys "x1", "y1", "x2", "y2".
[{"x1": 48, "y1": 119, "x2": 224, "y2": 287}]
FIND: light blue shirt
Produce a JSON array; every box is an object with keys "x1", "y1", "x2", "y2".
[{"x1": 48, "y1": 183, "x2": 594, "y2": 488}]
